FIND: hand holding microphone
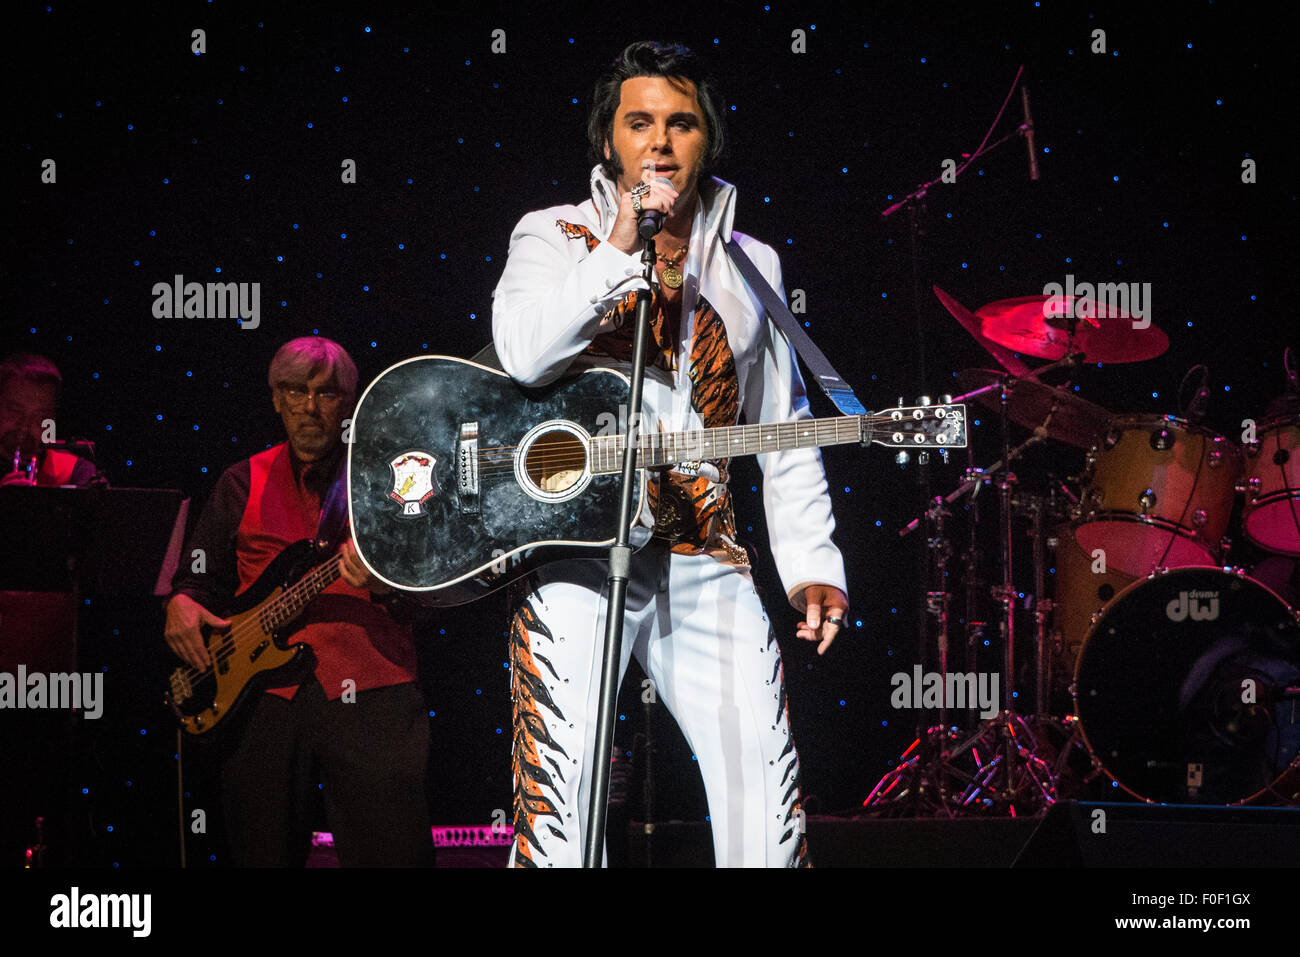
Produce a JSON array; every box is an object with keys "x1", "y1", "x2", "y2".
[{"x1": 609, "y1": 161, "x2": 678, "y2": 253}]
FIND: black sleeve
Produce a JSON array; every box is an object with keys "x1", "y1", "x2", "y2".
[{"x1": 168, "y1": 460, "x2": 250, "y2": 612}]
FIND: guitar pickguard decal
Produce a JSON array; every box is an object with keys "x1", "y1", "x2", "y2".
[{"x1": 388, "y1": 450, "x2": 440, "y2": 516}]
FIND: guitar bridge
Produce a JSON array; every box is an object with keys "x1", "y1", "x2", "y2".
[{"x1": 457, "y1": 422, "x2": 480, "y2": 513}]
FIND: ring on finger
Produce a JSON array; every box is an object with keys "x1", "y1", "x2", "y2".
[
  {"x1": 825, "y1": 616, "x2": 846, "y2": 628},
  {"x1": 631, "y1": 193, "x2": 643, "y2": 214},
  {"x1": 631, "y1": 182, "x2": 651, "y2": 197}
]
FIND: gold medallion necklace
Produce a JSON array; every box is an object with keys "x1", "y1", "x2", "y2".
[{"x1": 657, "y1": 244, "x2": 689, "y2": 289}]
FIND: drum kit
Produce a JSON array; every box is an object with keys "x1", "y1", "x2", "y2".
[{"x1": 865, "y1": 288, "x2": 1300, "y2": 815}]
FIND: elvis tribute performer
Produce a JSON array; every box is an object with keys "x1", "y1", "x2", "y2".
[{"x1": 491, "y1": 40, "x2": 850, "y2": 867}]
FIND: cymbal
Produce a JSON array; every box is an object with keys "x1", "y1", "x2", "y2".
[
  {"x1": 954, "y1": 368, "x2": 1113, "y2": 449},
  {"x1": 976, "y1": 295, "x2": 1168, "y2": 363},
  {"x1": 933, "y1": 285, "x2": 1031, "y2": 375}
]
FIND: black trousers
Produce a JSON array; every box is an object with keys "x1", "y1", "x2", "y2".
[{"x1": 220, "y1": 680, "x2": 433, "y2": 867}]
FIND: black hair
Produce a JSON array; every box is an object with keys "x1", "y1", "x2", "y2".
[{"x1": 587, "y1": 40, "x2": 726, "y2": 181}]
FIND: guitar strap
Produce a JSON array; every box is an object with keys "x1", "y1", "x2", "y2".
[
  {"x1": 722, "y1": 238, "x2": 867, "y2": 417},
  {"x1": 471, "y1": 341, "x2": 504, "y2": 370},
  {"x1": 314, "y1": 454, "x2": 350, "y2": 553},
  {"x1": 471, "y1": 239, "x2": 866, "y2": 417}
]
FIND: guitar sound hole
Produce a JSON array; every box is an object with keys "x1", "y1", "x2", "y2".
[{"x1": 524, "y1": 429, "x2": 587, "y2": 493}]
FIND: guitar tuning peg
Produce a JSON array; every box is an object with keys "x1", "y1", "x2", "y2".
[
  {"x1": 940, "y1": 448, "x2": 949, "y2": 464},
  {"x1": 917, "y1": 395, "x2": 932, "y2": 407},
  {"x1": 895, "y1": 451, "x2": 910, "y2": 469},
  {"x1": 940, "y1": 394, "x2": 952, "y2": 405},
  {"x1": 897, "y1": 396, "x2": 905, "y2": 408}
]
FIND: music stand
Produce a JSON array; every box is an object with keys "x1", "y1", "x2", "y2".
[{"x1": 0, "y1": 486, "x2": 186, "y2": 865}]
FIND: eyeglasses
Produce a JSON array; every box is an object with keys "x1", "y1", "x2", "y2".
[{"x1": 279, "y1": 386, "x2": 345, "y2": 410}]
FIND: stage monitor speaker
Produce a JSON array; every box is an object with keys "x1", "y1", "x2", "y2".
[{"x1": 1013, "y1": 800, "x2": 1300, "y2": 867}]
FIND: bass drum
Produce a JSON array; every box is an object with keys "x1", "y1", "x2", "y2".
[{"x1": 1074, "y1": 567, "x2": 1300, "y2": 805}]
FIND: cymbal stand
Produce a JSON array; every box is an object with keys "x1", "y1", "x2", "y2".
[
  {"x1": 944, "y1": 377, "x2": 1059, "y2": 814},
  {"x1": 1026, "y1": 493, "x2": 1052, "y2": 716},
  {"x1": 874, "y1": 359, "x2": 1095, "y2": 815},
  {"x1": 863, "y1": 493, "x2": 982, "y2": 816}
]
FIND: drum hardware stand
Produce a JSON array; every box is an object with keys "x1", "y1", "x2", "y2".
[
  {"x1": 865, "y1": 493, "x2": 985, "y2": 816},
  {"x1": 962, "y1": 462, "x2": 988, "y2": 731},
  {"x1": 871, "y1": 325, "x2": 1100, "y2": 813},
  {"x1": 871, "y1": 63, "x2": 1045, "y2": 817},
  {"x1": 1023, "y1": 493, "x2": 1053, "y2": 716},
  {"x1": 943, "y1": 376, "x2": 1064, "y2": 814},
  {"x1": 878, "y1": 379, "x2": 1066, "y2": 815}
]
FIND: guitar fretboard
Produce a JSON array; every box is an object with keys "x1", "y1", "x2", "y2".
[
  {"x1": 259, "y1": 554, "x2": 344, "y2": 633},
  {"x1": 588, "y1": 416, "x2": 864, "y2": 474}
]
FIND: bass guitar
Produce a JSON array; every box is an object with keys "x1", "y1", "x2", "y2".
[{"x1": 166, "y1": 541, "x2": 339, "y2": 736}]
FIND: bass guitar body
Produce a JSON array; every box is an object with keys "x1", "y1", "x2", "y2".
[{"x1": 167, "y1": 540, "x2": 320, "y2": 736}]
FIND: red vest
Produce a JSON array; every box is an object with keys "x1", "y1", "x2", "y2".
[
  {"x1": 237, "y1": 444, "x2": 416, "y2": 700},
  {"x1": 35, "y1": 449, "x2": 81, "y2": 486}
]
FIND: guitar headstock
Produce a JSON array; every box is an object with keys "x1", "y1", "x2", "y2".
[{"x1": 863, "y1": 402, "x2": 967, "y2": 449}]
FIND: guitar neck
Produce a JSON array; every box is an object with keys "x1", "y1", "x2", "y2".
[
  {"x1": 262, "y1": 553, "x2": 344, "y2": 631},
  {"x1": 587, "y1": 406, "x2": 964, "y2": 473},
  {"x1": 590, "y1": 417, "x2": 862, "y2": 473}
]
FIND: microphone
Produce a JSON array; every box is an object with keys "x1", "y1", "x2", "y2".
[
  {"x1": 1020, "y1": 84, "x2": 1039, "y2": 181},
  {"x1": 637, "y1": 177, "x2": 675, "y2": 239}
]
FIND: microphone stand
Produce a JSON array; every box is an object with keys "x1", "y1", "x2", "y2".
[
  {"x1": 583, "y1": 233, "x2": 657, "y2": 868},
  {"x1": 865, "y1": 65, "x2": 1037, "y2": 817}
]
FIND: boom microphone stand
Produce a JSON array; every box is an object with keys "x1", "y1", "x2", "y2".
[{"x1": 866, "y1": 65, "x2": 1036, "y2": 816}]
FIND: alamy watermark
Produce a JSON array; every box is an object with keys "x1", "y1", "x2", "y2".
[
  {"x1": 49, "y1": 887, "x2": 150, "y2": 937},
  {"x1": 1041, "y1": 274, "x2": 1151, "y2": 329},
  {"x1": 890, "y1": 666, "x2": 999, "y2": 719},
  {"x1": 0, "y1": 667, "x2": 103, "y2": 718},
  {"x1": 151, "y1": 274, "x2": 260, "y2": 329}
]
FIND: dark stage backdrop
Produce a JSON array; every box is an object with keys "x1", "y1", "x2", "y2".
[{"x1": 5, "y1": 1, "x2": 1293, "y2": 865}]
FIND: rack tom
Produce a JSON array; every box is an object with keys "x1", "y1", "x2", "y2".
[
  {"x1": 1074, "y1": 415, "x2": 1241, "y2": 578},
  {"x1": 1242, "y1": 416, "x2": 1300, "y2": 555}
]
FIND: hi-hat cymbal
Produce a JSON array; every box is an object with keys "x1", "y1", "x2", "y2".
[
  {"x1": 977, "y1": 295, "x2": 1168, "y2": 363},
  {"x1": 954, "y1": 368, "x2": 1113, "y2": 448}
]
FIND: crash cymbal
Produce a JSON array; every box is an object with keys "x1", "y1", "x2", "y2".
[
  {"x1": 977, "y1": 295, "x2": 1168, "y2": 363},
  {"x1": 933, "y1": 285, "x2": 1030, "y2": 375},
  {"x1": 954, "y1": 368, "x2": 1113, "y2": 448}
]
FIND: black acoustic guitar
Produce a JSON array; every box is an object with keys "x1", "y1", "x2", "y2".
[
  {"x1": 166, "y1": 541, "x2": 337, "y2": 736},
  {"x1": 347, "y1": 355, "x2": 967, "y2": 606}
]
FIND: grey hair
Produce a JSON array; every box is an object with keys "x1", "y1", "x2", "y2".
[{"x1": 267, "y1": 337, "x2": 358, "y2": 395}]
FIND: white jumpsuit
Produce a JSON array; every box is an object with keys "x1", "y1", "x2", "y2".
[{"x1": 492, "y1": 167, "x2": 848, "y2": 867}]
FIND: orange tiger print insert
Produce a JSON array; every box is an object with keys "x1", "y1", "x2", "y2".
[
  {"x1": 509, "y1": 598, "x2": 570, "y2": 867},
  {"x1": 648, "y1": 299, "x2": 744, "y2": 559},
  {"x1": 556, "y1": 219, "x2": 677, "y2": 371},
  {"x1": 556, "y1": 218, "x2": 600, "y2": 252},
  {"x1": 555, "y1": 219, "x2": 744, "y2": 560}
]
